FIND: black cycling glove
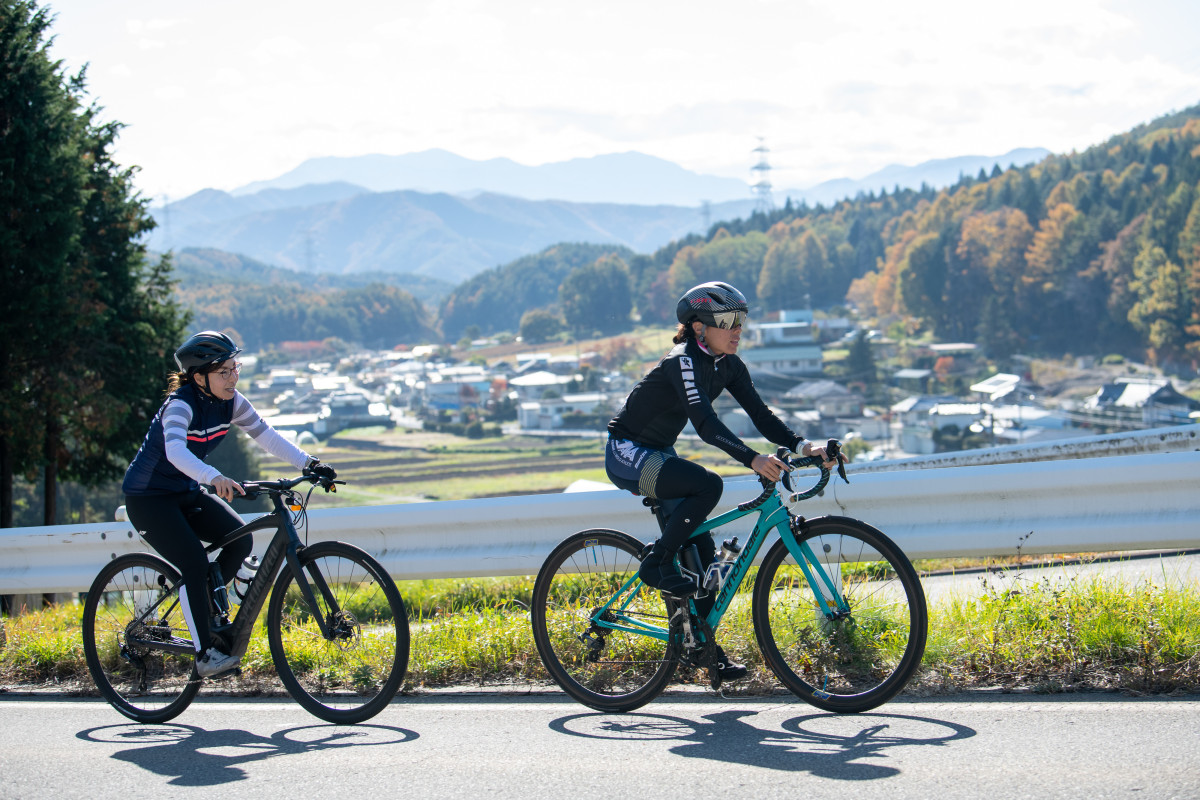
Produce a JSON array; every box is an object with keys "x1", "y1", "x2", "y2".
[{"x1": 306, "y1": 459, "x2": 337, "y2": 481}]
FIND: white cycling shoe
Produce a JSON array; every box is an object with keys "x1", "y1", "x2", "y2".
[{"x1": 196, "y1": 647, "x2": 241, "y2": 677}]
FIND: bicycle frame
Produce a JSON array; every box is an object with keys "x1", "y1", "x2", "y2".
[
  {"x1": 125, "y1": 480, "x2": 343, "y2": 661},
  {"x1": 590, "y1": 477, "x2": 848, "y2": 646}
]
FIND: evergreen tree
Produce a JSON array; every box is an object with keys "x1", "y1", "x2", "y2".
[
  {"x1": 1128, "y1": 244, "x2": 1189, "y2": 365},
  {"x1": 0, "y1": 1, "x2": 188, "y2": 524},
  {"x1": 844, "y1": 330, "x2": 877, "y2": 384}
]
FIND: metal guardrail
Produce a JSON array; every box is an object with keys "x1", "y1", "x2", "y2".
[{"x1": 1, "y1": 426, "x2": 1198, "y2": 593}]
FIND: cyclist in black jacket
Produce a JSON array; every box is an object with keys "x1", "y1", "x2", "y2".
[{"x1": 606, "y1": 282, "x2": 841, "y2": 680}]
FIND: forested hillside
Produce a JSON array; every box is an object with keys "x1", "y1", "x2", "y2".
[
  {"x1": 446, "y1": 104, "x2": 1200, "y2": 370},
  {"x1": 440, "y1": 243, "x2": 636, "y2": 339},
  {"x1": 174, "y1": 249, "x2": 441, "y2": 348}
]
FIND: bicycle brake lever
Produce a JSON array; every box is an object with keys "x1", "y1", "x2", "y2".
[
  {"x1": 776, "y1": 446, "x2": 795, "y2": 492},
  {"x1": 826, "y1": 438, "x2": 850, "y2": 484}
]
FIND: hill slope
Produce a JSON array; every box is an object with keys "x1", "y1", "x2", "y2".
[{"x1": 149, "y1": 189, "x2": 730, "y2": 284}]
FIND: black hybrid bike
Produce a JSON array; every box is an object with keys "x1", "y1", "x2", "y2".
[
  {"x1": 532, "y1": 442, "x2": 927, "y2": 714},
  {"x1": 82, "y1": 473, "x2": 409, "y2": 724}
]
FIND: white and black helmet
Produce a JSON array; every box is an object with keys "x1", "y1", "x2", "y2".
[{"x1": 675, "y1": 281, "x2": 749, "y2": 329}]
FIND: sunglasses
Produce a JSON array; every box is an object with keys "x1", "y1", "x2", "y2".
[{"x1": 711, "y1": 310, "x2": 747, "y2": 330}]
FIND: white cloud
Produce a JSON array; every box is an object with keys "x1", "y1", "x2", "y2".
[{"x1": 41, "y1": 0, "x2": 1200, "y2": 200}]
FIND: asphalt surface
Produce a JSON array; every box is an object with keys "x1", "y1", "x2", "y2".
[{"x1": 1, "y1": 691, "x2": 1197, "y2": 799}]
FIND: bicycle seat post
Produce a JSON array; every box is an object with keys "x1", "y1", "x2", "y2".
[{"x1": 642, "y1": 496, "x2": 670, "y2": 535}]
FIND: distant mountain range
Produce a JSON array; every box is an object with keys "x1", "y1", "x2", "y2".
[
  {"x1": 148, "y1": 147, "x2": 1050, "y2": 285},
  {"x1": 231, "y1": 147, "x2": 1051, "y2": 208},
  {"x1": 233, "y1": 149, "x2": 752, "y2": 207},
  {"x1": 791, "y1": 147, "x2": 1051, "y2": 207},
  {"x1": 149, "y1": 186, "x2": 741, "y2": 284}
]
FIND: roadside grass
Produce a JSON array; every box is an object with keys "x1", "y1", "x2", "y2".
[
  {"x1": 923, "y1": 569, "x2": 1200, "y2": 694},
  {"x1": 3, "y1": 565, "x2": 1197, "y2": 696}
]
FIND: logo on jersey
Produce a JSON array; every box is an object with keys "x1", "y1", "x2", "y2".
[{"x1": 679, "y1": 356, "x2": 700, "y2": 405}]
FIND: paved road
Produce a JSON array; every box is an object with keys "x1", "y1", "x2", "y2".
[{"x1": 1, "y1": 692, "x2": 1197, "y2": 799}]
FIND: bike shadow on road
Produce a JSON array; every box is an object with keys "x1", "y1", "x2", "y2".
[
  {"x1": 549, "y1": 708, "x2": 976, "y2": 779},
  {"x1": 75, "y1": 722, "x2": 419, "y2": 786}
]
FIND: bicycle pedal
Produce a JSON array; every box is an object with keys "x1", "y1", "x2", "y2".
[{"x1": 708, "y1": 665, "x2": 722, "y2": 691}]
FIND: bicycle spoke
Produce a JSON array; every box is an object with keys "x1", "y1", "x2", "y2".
[
  {"x1": 752, "y1": 519, "x2": 927, "y2": 713},
  {"x1": 268, "y1": 543, "x2": 408, "y2": 724},
  {"x1": 82, "y1": 554, "x2": 201, "y2": 723},
  {"x1": 532, "y1": 530, "x2": 676, "y2": 712}
]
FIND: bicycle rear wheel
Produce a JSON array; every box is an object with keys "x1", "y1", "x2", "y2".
[
  {"x1": 531, "y1": 529, "x2": 676, "y2": 712},
  {"x1": 82, "y1": 553, "x2": 201, "y2": 724},
  {"x1": 752, "y1": 516, "x2": 927, "y2": 713},
  {"x1": 267, "y1": 542, "x2": 409, "y2": 724}
]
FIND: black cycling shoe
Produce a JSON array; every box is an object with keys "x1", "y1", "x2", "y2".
[
  {"x1": 715, "y1": 645, "x2": 748, "y2": 682},
  {"x1": 638, "y1": 542, "x2": 698, "y2": 597}
]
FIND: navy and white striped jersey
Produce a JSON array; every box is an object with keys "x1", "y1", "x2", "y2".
[
  {"x1": 123, "y1": 383, "x2": 310, "y2": 495},
  {"x1": 607, "y1": 338, "x2": 802, "y2": 468}
]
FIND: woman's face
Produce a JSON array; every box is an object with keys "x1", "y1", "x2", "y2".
[
  {"x1": 693, "y1": 320, "x2": 743, "y2": 356},
  {"x1": 198, "y1": 360, "x2": 240, "y2": 400}
]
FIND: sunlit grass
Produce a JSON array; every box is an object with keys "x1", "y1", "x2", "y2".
[
  {"x1": 4, "y1": 566, "x2": 1198, "y2": 697},
  {"x1": 924, "y1": 569, "x2": 1200, "y2": 693}
]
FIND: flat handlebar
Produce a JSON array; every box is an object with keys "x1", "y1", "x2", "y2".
[{"x1": 234, "y1": 471, "x2": 344, "y2": 500}]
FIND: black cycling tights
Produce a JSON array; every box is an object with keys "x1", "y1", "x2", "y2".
[
  {"x1": 124, "y1": 489, "x2": 250, "y2": 654},
  {"x1": 653, "y1": 455, "x2": 724, "y2": 555},
  {"x1": 654, "y1": 456, "x2": 723, "y2": 620}
]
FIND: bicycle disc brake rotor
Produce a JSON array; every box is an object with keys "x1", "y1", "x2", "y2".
[{"x1": 327, "y1": 609, "x2": 361, "y2": 649}]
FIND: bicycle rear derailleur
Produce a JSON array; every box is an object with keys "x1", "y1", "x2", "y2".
[{"x1": 579, "y1": 609, "x2": 616, "y2": 662}]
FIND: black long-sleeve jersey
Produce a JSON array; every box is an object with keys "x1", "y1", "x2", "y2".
[{"x1": 607, "y1": 338, "x2": 804, "y2": 468}]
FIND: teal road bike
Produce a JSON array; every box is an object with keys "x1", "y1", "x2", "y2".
[{"x1": 531, "y1": 441, "x2": 927, "y2": 714}]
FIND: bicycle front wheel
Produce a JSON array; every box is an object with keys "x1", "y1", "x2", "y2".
[
  {"x1": 531, "y1": 529, "x2": 677, "y2": 713},
  {"x1": 82, "y1": 553, "x2": 201, "y2": 724},
  {"x1": 752, "y1": 516, "x2": 927, "y2": 713},
  {"x1": 267, "y1": 542, "x2": 409, "y2": 724}
]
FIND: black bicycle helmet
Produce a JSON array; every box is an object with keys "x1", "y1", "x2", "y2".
[
  {"x1": 174, "y1": 331, "x2": 242, "y2": 373},
  {"x1": 675, "y1": 281, "x2": 749, "y2": 329}
]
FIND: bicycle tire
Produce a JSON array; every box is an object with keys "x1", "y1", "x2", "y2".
[
  {"x1": 82, "y1": 553, "x2": 201, "y2": 724},
  {"x1": 531, "y1": 529, "x2": 677, "y2": 712},
  {"x1": 752, "y1": 516, "x2": 927, "y2": 713},
  {"x1": 267, "y1": 541, "x2": 409, "y2": 724}
]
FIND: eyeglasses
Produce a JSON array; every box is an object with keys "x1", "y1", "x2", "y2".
[
  {"x1": 711, "y1": 310, "x2": 747, "y2": 330},
  {"x1": 211, "y1": 362, "x2": 242, "y2": 380}
]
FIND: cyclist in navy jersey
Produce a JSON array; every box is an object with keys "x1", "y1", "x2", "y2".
[
  {"x1": 606, "y1": 282, "x2": 842, "y2": 681},
  {"x1": 122, "y1": 331, "x2": 337, "y2": 677}
]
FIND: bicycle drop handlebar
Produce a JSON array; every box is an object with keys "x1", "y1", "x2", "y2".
[{"x1": 739, "y1": 439, "x2": 849, "y2": 510}]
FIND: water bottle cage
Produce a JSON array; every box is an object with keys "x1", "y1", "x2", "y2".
[{"x1": 702, "y1": 560, "x2": 735, "y2": 592}]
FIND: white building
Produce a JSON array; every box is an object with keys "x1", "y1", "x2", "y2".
[
  {"x1": 740, "y1": 310, "x2": 823, "y2": 377},
  {"x1": 518, "y1": 392, "x2": 610, "y2": 430}
]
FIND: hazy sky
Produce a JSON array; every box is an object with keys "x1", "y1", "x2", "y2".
[{"x1": 42, "y1": 0, "x2": 1200, "y2": 203}]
